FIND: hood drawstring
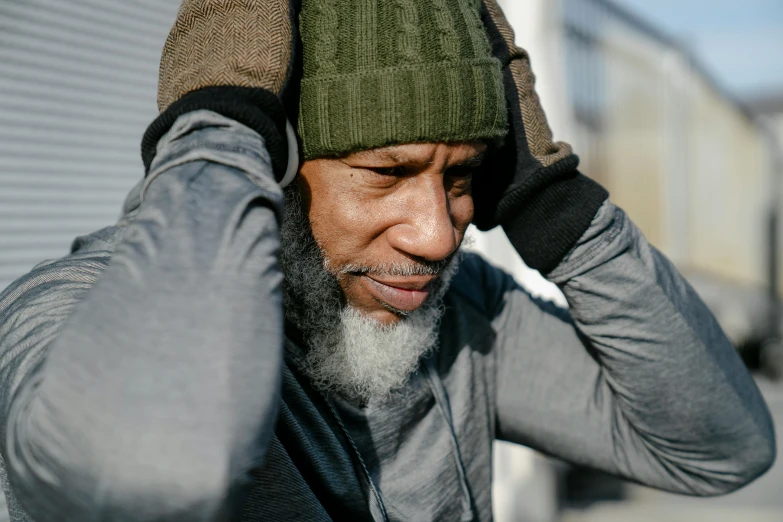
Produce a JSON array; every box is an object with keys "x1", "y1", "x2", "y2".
[
  {"x1": 309, "y1": 347, "x2": 474, "y2": 522},
  {"x1": 286, "y1": 339, "x2": 389, "y2": 522},
  {"x1": 320, "y1": 391, "x2": 390, "y2": 522},
  {"x1": 423, "y1": 356, "x2": 476, "y2": 522}
]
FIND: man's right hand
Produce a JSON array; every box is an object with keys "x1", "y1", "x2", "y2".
[{"x1": 142, "y1": 0, "x2": 302, "y2": 185}]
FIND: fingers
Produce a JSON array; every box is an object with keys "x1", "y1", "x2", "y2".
[
  {"x1": 481, "y1": 0, "x2": 572, "y2": 166},
  {"x1": 158, "y1": 0, "x2": 295, "y2": 112}
]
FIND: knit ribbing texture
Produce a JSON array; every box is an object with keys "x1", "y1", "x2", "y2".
[{"x1": 298, "y1": 0, "x2": 508, "y2": 159}]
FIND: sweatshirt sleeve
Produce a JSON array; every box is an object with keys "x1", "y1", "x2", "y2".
[
  {"x1": 0, "y1": 110, "x2": 285, "y2": 522},
  {"x1": 494, "y1": 200, "x2": 776, "y2": 496}
]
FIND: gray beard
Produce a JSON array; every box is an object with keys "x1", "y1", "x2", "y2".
[{"x1": 279, "y1": 187, "x2": 459, "y2": 401}]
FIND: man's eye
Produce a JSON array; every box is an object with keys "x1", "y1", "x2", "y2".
[{"x1": 369, "y1": 167, "x2": 403, "y2": 177}]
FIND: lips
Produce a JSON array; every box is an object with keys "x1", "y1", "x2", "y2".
[{"x1": 362, "y1": 275, "x2": 434, "y2": 312}]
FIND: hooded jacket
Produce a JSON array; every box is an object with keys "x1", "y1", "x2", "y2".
[{"x1": 0, "y1": 111, "x2": 775, "y2": 522}]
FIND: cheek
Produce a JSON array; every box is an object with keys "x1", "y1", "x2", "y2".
[
  {"x1": 451, "y1": 193, "x2": 475, "y2": 237},
  {"x1": 305, "y1": 179, "x2": 384, "y2": 263}
]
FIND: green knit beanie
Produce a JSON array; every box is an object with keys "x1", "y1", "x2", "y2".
[{"x1": 298, "y1": 0, "x2": 509, "y2": 159}]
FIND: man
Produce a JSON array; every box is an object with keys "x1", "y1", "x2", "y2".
[{"x1": 0, "y1": 0, "x2": 775, "y2": 521}]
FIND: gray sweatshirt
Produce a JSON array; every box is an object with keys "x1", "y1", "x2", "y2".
[{"x1": 0, "y1": 111, "x2": 775, "y2": 522}]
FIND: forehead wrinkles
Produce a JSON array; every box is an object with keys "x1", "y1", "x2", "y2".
[
  {"x1": 348, "y1": 144, "x2": 436, "y2": 165},
  {"x1": 342, "y1": 143, "x2": 486, "y2": 169}
]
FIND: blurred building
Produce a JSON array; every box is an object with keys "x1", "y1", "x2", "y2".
[
  {"x1": 487, "y1": 1, "x2": 783, "y2": 521},
  {"x1": 752, "y1": 95, "x2": 783, "y2": 142},
  {"x1": 565, "y1": 0, "x2": 779, "y2": 348}
]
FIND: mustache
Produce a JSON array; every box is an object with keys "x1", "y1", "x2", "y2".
[{"x1": 327, "y1": 256, "x2": 454, "y2": 278}]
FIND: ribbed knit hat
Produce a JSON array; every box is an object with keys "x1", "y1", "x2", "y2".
[{"x1": 298, "y1": 0, "x2": 508, "y2": 159}]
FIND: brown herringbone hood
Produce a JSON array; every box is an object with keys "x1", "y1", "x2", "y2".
[{"x1": 157, "y1": 0, "x2": 294, "y2": 113}]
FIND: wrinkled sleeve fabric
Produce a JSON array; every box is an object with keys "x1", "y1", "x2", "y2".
[
  {"x1": 0, "y1": 110, "x2": 285, "y2": 522},
  {"x1": 493, "y1": 200, "x2": 776, "y2": 496}
]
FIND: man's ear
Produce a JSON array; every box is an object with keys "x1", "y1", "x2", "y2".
[{"x1": 279, "y1": 120, "x2": 301, "y2": 188}]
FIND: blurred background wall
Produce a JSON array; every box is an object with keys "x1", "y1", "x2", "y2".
[
  {"x1": 486, "y1": 0, "x2": 783, "y2": 521},
  {"x1": 0, "y1": 0, "x2": 782, "y2": 521},
  {"x1": 0, "y1": 0, "x2": 178, "y2": 286}
]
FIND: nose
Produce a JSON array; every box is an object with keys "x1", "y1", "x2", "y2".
[{"x1": 386, "y1": 176, "x2": 460, "y2": 262}]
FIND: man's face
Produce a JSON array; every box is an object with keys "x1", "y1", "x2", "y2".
[{"x1": 296, "y1": 141, "x2": 486, "y2": 326}]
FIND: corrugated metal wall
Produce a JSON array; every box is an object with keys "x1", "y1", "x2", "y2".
[{"x1": 0, "y1": 0, "x2": 179, "y2": 291}]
